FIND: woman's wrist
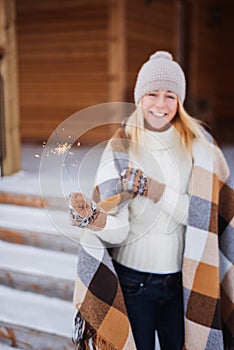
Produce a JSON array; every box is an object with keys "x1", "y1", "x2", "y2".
[{"x1": 145, "y1": 177, "x2": 165, "y2": 202}]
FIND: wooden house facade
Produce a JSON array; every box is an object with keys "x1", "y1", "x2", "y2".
[{"x1": 0, "y1": 0, "x2": 233, "y2": 174}]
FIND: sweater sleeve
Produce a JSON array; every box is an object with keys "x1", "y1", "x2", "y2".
[{"x1": 88, "y1": 140, "x2": 130, "y2": 245}]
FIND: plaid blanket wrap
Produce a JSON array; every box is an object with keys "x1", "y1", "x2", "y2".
[{"x1": 73, "y1": 127, "x2": 234, "y2": 350}]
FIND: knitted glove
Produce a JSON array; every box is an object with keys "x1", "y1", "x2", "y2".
[
  {"x1": 120, "y1": 167, "x2": 165, "y2": 202},
  {"x1": 69, "y1": 192, "x2": 107, "y2": 231}
]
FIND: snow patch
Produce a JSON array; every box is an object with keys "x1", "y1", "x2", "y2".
[
  {"x1": 0, "y1": 286, "x2": 74, "y2": 338},
  {"x1": 0, "y1": 241, "x2": 77, "y2": 280}
]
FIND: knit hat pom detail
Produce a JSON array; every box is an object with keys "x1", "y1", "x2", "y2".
[
  {"x1": 150, "y1": 51, "x2": 172, "y2": 61},
  {"x1": 134, "y1": 50, "x2": 186, "y2": 104}
]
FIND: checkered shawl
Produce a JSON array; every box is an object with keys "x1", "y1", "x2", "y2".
[{"x1": 73, "y1": 127, "x2": 234, "y2": 350}]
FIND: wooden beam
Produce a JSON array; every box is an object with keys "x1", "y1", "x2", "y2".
[
  {"x1": 176, "y1": 0, "x2": 192, "y2": 79},
  {"x1": 0, "y1": 0, "x2": 21, "y2": 176},
  {"x1": 107, "y1": 0, "x2": 127, "y2": 103}
]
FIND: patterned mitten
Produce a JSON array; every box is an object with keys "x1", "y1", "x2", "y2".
[
  {"x1": 120, "y1": 167, "x2": 165, "y2": 202},
  {"x1": 69, "y1": 192, "x2": 107, "y2": 231}
]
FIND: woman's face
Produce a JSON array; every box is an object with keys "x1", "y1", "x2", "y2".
[{"x1": 141, "y1": 90, "x2": 178, "y2": 131}]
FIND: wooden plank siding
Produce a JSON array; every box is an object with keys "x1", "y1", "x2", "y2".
[
  {"x1": 212, "y1": 0, "x2": 234, "y2": 142},
  {"x1": 126, "y1": 0, "x2": 178, "y2": 103},
  {"x1": 185, "y1": 0, "x2": 217, "y2": 129},
  {"x1": 16, "y1": 0, "x2": 111, "y2": 143},
  {"x1": 187, "y1": 0, "x2": 234, "y2": 143},
  {"x1": 15, "y1": 0, "x2": 234, "y2": 144}
]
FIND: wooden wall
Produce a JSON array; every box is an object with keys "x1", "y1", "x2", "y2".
[
  {"x1": 188, "y1": 0, "x2": 234, "y2": 143},
  {"x1": 213, "y1": 0, "x2": 234, "y2": 143},
  {"x1": 16, "y1": 0, "x2": 110, "y2": 142},
  {"x1": 16, "y1": 0, "x2": 179, "y2": 143},
  {"x1": 16, "y1": 0, "x2": 234, "y2": 144},
  {"x1": 126, "y1": 0, "x2": 177, "y2": 102}
]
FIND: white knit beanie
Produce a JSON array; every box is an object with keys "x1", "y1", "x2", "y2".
[{"x1": 134, "y1": 51, "x2": 186, "y2": 104}]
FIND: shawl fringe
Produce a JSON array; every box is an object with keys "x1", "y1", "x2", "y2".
[{"x1": 73, "y1": 312, "x2": 118, "y2": 350}]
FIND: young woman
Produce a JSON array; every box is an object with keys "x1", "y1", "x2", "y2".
[{"x1": 70, "y1": 51, "x2": 233, "y2": 350}]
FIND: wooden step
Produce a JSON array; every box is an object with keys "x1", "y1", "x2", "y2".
[
  {"x1": 0, "y1": 241, "x2": 77, "y2": 300},
  {"x1": 0, "y1": 204, "x2": 80, "y2": 253},
  {"x1": 0, "y1": 191, "x2": 43, "y2": 208},
  {"x1": 0, "y1": 321, "x2": 74, "y2": 350},
  {"x1": 0, "y1": 342, "x2": 23, "y2": 350},
  {"x1": 0, "y1": 268, "x2": 74, "y2": 301},
  {"x1": 0, "y1": 286, "x2": 74, "y2": 349},
  {"x1": 0, "y1": 191, "x2": 65, "y2": 209},
  {"x1": 0, "y1": 227, "x2": 78, "y2": 254}
]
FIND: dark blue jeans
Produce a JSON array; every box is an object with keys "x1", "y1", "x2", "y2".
[{"x1": 113, "y1": 261, "x2": 184, "y2": 350}]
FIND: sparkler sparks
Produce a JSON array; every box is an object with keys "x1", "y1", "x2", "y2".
[
  {"x1": 53, "y1": 142, "x2": 72, "y2": 156},
  {"x1": 35, "y1": 128, "x2": 81, "y2": 167}
]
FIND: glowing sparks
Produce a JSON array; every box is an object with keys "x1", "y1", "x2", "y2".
[
  {"x1": 53, "y1": 142, "x2": 72, "y2": 155},
  {"x1": 40, "y1": 131, "x2": 81, "y2": 161}
]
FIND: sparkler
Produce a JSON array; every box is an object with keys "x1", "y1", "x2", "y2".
[
  {"x1": 38, "y1": 127, "x2": 120, "y2": 212},
  {"x1": 52, "y1": 128, "x2": 78, "y2": 188},
  {"x1": 35, "y1": 132, "x2": 78, "y2": 158},
  {"x1": 36, "y1": 128, "x2": 82, "y2": 193}
]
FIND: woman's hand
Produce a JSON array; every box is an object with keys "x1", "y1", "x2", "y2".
[
  {"x1": 120, "y1": 167, "x2": 165, "y2": 202},
  {"x1": 69, "y1": 192, "x2": 107, "y2": 231}
]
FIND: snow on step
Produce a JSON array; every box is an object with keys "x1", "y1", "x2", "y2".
[
  {"x1": 0, "y1": 286, "x2": 74, "y2": 338},
  {"x1": 0, "y1": 344, "x2": 23, "y2": 350},
  {"x1": 0, "y1": 241, "x2": 77, "y2": 300},
  {"x1": 0, "y1": 241, "x2": 77, "y2": 281},
  {"x1": 0, "y1": 204, "x2": 82, "y2": 251},
  {"x1": 0, "y1": 171, "x2": 40, "y2": 195},
  {"x1": 0, "y1": 320, "x2": 74, "y2": 349},
  {"x1": 0, "y1": 204, "x2": 68, "y2": 235}
]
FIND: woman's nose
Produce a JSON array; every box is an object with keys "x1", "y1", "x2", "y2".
[{"x1": 154, "y1": 96, "x2": 165, "y2": 108}]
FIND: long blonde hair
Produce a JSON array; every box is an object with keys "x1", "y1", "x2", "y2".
[{"x1": 124, "y1": 98, "x2": 207, "y2": 156}]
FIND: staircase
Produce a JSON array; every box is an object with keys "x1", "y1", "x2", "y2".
[
  {"x1": 0, "y1": 163, "x2": 80, "y2": 349},
  {"x1": 1, "y1": 142, "x2": 233, "y2": 350}
]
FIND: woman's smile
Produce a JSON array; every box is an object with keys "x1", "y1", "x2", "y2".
[{"x1": 141, "y1": 90, "x2": 178, "y2": 131}]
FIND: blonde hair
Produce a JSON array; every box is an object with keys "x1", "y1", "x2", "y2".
[{"x1": 125, "y1": 98, "x2": 207, "y2": 156}]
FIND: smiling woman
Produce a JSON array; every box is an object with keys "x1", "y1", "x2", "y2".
[{"x1": 70, "y1": 51, "x2": 234, "y2": 350}]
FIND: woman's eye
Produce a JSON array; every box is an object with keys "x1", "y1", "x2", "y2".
[
  {"x1": 148, "y1": 93, "x2": 157, "y2": 97},
  {"x1": 167, "y1": 95, "x2": 176, "y2": 99}
]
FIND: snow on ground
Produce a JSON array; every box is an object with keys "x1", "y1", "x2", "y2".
[{"x1": 0, "y1": 285, "x2": 73, "y2": 338}]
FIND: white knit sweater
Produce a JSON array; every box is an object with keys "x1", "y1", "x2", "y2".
[{"x1": 94, "y1": 126, "x2": 192, "y2": 273}]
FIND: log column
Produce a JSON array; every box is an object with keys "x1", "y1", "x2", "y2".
[
  {"x1": 108, "y1": 0, "x2": 127, "y2": 103},
  {"x1": 0, "y1": 0, "x2": 21, "y2": 176}
]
